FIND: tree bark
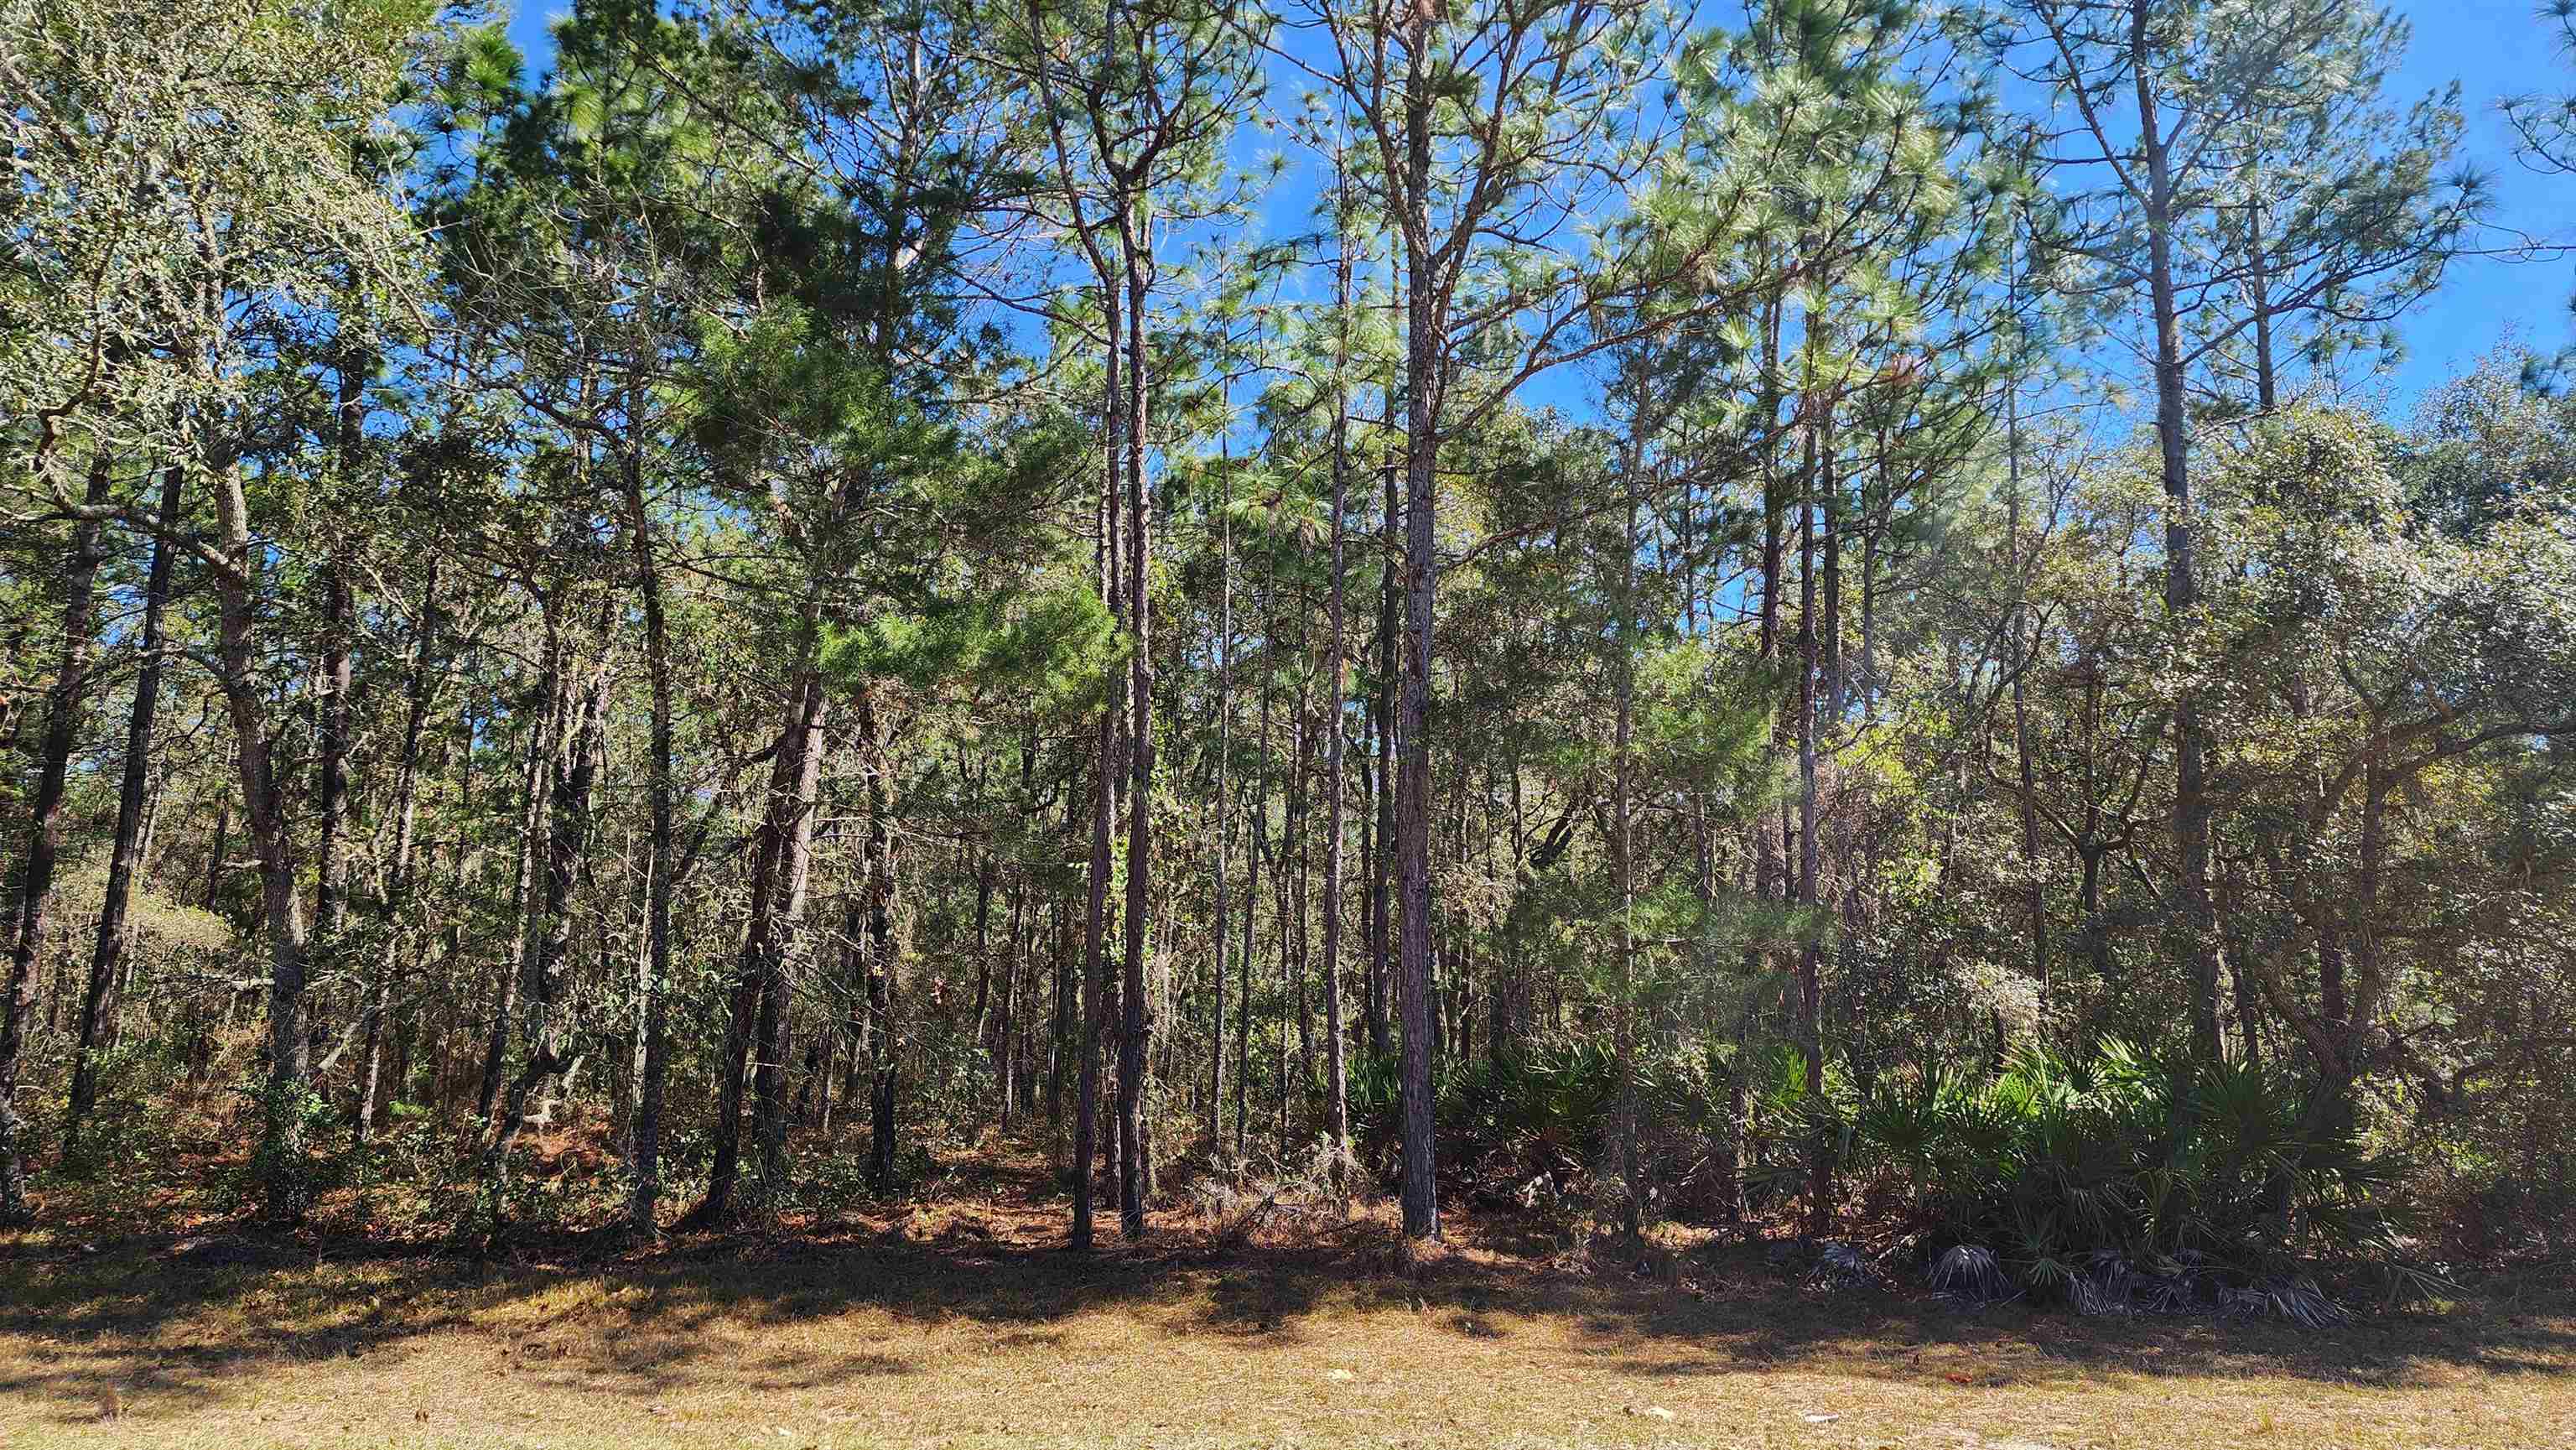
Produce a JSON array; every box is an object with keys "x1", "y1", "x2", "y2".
[
  {"x1": 1209, "y1": 465, "x2": 1233, "y2": 1151},
  {"x1": 1073, "y1": 291, "x2": 1122, "y2": 1249},
  {"x1": 64, "y1": 464, "x2": 184, "y2": 1158},
  {"x1": 311, "y1": 356, "x2": 366, "y2": 975},
  {"x1": 480, "y1": 650, "x2": 607, "y2": 1242},
  {"x1": 0, "y1": 457, "x2": 115, "y2": 1219},
  {"x1": 856, "y1": 687, "x2": 901, "y2": 1189},
  {"x1": 207, "y1": 453, "x2": 318, "y2": 1222},
  {"x1": 354, "y1": 557, "x2": 442, "y2": 1147},
  {"x1": 2131, "y1": 0, "x2": 2220, "y2": 1063},
  {"x1": 1320, "y1": 333, "x2": 1354, "y2": 1169},
  {"x1": 1118, "y1": 216, "x2": 1155, "y2": 1240},
  {"x1": 1798, "y1": 398, "x2": 1829, "y2": 1237},
  {"x1": 625, "y1": 450, "x2": 680, "y2": 1235},
  {"x1": 480, "y1": 626, "x2": 559, "y2": 1125},
  {"x1": 1613, "y1": 440, "x2": 1642, "y2": 1245}
]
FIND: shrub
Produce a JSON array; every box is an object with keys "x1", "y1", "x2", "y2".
[
  {"x1": 1347, "y1": 1037, "x2": 1731, "y2": 1226},
  {"x1": 1841, "y1": 1037, "x2": 2408, "y2": 1314}
]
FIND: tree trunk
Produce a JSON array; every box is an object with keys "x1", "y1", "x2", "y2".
[
  {"x1": 480, "y1": 628, "x2": 560, "y2": 1125},
  {"x1": 1074, "y1": 293, "x2": 1122, "y2": 1249},
  {"x1": 1118, "y1": 226, "x2": 1155, "y2": 1241},
  {"x1": 1239, "y1": 574, "x2": 1273, "y2": 1151},
  {"x1": 1395, "y1": 56, "x2": 1441, "y2": 1239},
  {"x1": 858, "y1": 690, "x2": 902, "y2": 1190},
  {"x1": 1613, "y1": 445, "x2": 1642, "y2": 1245},
  {"x1": 756, "y1": 668, "x2": 832, "y2": 1198},
  {"x1": 1797, "y1": 403, "x2": 1828, "y2": 1237},
  {"x1": 480, "y1": 652, "x2": 607, "y2": 1242},
  {"x1": 311, "y1": 356, "x2": 366, "y2": 979},
  {"x1": 209, "y1": 455, "x2": 318, "y2": 1223},
  {"x1": 1210, "y1": 466, "x2": 1233, "y2": 1151},
  {"x1": 0, "y1": 457, "x2": 115, "y2": 1220},
  {"x1": 625, "y1": 451, "x2": 680, "y2": 1236},
  {"x1": 64, "y1": 465, "x2": 184, "y2": 1159},
  {"x1": 1320, "y1": 352, "x2": 1353, "y2": 1168},
  {"x1": 355, "y1": 557, "x2": 442, "y2": 1147},
  {"x1": 2132, "y1": 0, "x2": 2220, "y2": 1063}
]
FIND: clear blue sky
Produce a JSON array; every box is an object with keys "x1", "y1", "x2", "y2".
[
  {"x1": 501, "y1": 0, "x2": 2576, "y2": 416},
  {"x1": 2378, "y1": 0, "x2": 2573, "y2": 403}
]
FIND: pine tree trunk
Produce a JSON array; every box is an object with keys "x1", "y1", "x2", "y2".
[
  {"x1": 480, "y1": 653, "x2": 607, "y2": 1242},
  {"x1": 625, "y1": 450, "x2": 680, "y2": 1236},
  {"x1": 1118, "y1": 230, "x2": 1155, "y2": 1241},
  {"x1": 354, "y1": 558, "x2": 442, "y2": 1147},
  {"x1": 0, "y1": 457, "x2": 115, "y2": 1220},
  {"x1": 1209, "y1": 471, "x2": 1233, "y2": 1151},
  {"x1": 1798, "y1": 401, "x2": 1828, "y2": 1238},
  {"x1": 2131, "y1": 0, "x2": 2219, "y2": 1063},
  {"x1": 1613, "y1": 450, "x2": 1642, "y2": 1245},
  {"x1": 480, "y1": 629, "x2": 560, "y2": 1126},
  {"x1": 1319, "y1": 229, "x2": 1354, "y2": 1167},
  {"x1": 65, "y1": 464, "x2": 184, "y2": 1158},
  {"x1": 1074, "y1": 294, "x2": 1123, "y2": 1250}
]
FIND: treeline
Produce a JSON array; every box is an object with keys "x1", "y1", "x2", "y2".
[{"x1": 3, "y1": 0, "x2": 2573, "y2": 1286}]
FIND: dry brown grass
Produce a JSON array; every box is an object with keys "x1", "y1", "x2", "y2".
[{"x1": 3, "y1": 1151, "x2": 2570, "y2": 1450}]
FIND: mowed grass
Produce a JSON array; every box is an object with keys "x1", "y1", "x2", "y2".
[{"x1": 3, "y1": 1163, "x2": 2570, "y2": 1450}]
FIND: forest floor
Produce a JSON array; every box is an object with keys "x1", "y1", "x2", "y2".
[{"x1": 3, "y1": 1143, "x2": 2572, "y2": 1450}]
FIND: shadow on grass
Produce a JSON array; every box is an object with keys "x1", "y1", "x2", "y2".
[{"x1": 3, "y1": 1152, "x2": 2570, "y2": 1430}]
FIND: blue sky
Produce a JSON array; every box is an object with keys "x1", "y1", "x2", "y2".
[
  {"x1": 501, "y1": 0, "x2": 2575, "y2": 417},
  {"x1": 2378, "y1": 0, "x2": 2573, "y2": 402}
]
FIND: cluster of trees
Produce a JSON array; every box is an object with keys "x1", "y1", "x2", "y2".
[{"x1": 3, "y1": 0, "x2": 2570, "y2": 1257}]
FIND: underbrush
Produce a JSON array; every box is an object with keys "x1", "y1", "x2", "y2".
[
  {"x1": 18, "y1": 1021, "x2": 2506, "y2": 1333},
  {"x1": 1348, "y1": 1038, "x2": 1741, "y2": 1238},
  {"x1": 1803, "y1": 1039, "x2": 2436, "y2": 1317},
  {"x1": 1186, "y1": 1135, "x2": 1359, "y2": 1250},
  {"x1": 1340, "y1": 1033, "x2": 2456, "y2": 1323}
]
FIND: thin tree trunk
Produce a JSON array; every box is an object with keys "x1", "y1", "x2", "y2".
[
  {"x1": 480, "y1": 627, "x2": 560, "y2": 1125},
  {"x1": 0, "y1": 457, "x2": 115, "y2": 1219},
  {"x1": 355, "y1": 558, "x2": 442, "y2": 1147},
  {"x1": 1239, "y1": 608, "x2": 1270, "y2": 1152},
  {"x1": 1209, "y1": 464, "x2": 1233, "y2": 1151},
  {"x1": 65, "y1": 465, "x2": 184, "y2": 1158},
  {"x1": 1320, "y1": 361, "x2": 1353, "y2": 1169},
  {"x1": 312, "y1": 356, "x2": 366, "y2": 984},
  {"x1": 1797, "y1": 401, "x2": 1828, "y2": 1237},
  {"x1": 2004, "y1": 288, "x2": 2048, "y2": 986},
  {"x1": 1368, "y1": 434, "x2": 1398, "y2": 1063},
  {"x1": 1392, "y1": 52, "x2": 1443, "y2": 1241},
  {"x1": 480, "y1": 652, "x2": 607, "y2": 1242},
  {"x1": 1074, "y1": 291, "x2": 1122, "y2": 1250},
  {"x1": 624, "y1": 450, "x2": 680, "y2": 1236},
  {"x1": 208, "y1": 452, "x2": 318, "y2": 1222},
  {"x1": 756, "y1": 668, "x2": 832, "y2": 1199},
  {"x1": 1118, "y1": 223, "x2": 1155, "y2": 1240},
  {"x1": 1613, "y1": 439, "x2": 1642, "y2": 1245},
  {"x1": 2131, "y1": 0, "x2": 2219, "y2": 1063},
  {"x1": 856, "y1": 687, "x2": 901, "y2": 1189}
]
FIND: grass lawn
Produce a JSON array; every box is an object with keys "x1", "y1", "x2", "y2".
[{"x1": 4, "y1": 1156, "x2": 2569, "y2": 1450}]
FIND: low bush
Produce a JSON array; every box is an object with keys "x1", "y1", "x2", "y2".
[
  {"x1": 1348, "y1": 1037, "x2": 1735, "y2": 1229},
  {"x1": 1838, "y1": 1037, "x2": 2412, "y2": 1315}
]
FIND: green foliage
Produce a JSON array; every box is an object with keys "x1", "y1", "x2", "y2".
[
  {"x1": 819, "y1": 581, "x2": 1119, "y2": 711},
  {"x1": 1840, "y1": 1040, "x2": 2407, "y2": 1303},
  {"x1": 1348, "y1": 1039, "x2": 1733, "y2": 1220}
]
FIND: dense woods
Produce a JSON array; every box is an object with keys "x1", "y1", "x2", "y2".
[{"x1": 4, "y1": 0, "x2": 2573, "y2": 1313}]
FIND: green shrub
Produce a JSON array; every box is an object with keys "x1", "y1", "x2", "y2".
[
  {"x1": 1841, "y1": 1037, "x2": 2407, "y2": 1313},
  {"x1": 1348, "y1": 1037, "x2": 1730, "y2": 1222}
]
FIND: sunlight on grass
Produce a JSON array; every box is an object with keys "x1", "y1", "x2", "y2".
[{"x1": 5, "y1": 1198, "x2": 2570, "y2": 1450}]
